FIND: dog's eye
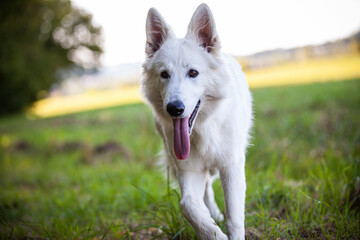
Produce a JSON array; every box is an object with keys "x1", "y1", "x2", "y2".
[
  {"x1": 188, "y1": 69, "x2": 199, "y2": 78},
  {"x1": 160, "y1": 71, "x2": 170, "y2": 79}
]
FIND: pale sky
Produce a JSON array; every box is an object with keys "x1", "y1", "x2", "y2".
[{"x1": 73, "y1": 0, "x2": 360, "y2": 67}]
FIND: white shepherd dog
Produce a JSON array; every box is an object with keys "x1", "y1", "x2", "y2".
[{"x1": 141, "y1": 3, "x2": 253, "y2": 240}]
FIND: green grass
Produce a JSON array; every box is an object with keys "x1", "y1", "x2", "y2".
[{"x1": 1, "y1": 79, "x2": 359, "y2": 239}]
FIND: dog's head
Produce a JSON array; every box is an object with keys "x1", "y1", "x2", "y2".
[{"x1": 142, "y1": 4, "x2": 227, "y2": 160}]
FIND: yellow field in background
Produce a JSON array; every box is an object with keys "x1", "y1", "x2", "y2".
[
  {"x1": 246, "y1": 54, "x2": 360, "y2": 88},
  {"x1": 31, "y1": 54, "x2": 360, "y2": 118},
  {"x1": 30, "y1": 86, "x2": 142, "y2": 118}
]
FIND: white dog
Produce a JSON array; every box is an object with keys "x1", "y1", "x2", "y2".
[{"x1": 141, "y1": 3, "x2": 253, "y2": 240}]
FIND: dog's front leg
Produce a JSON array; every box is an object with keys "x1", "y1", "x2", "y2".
[
  {"x1": 179, "y1": 171, "x2": 228, "y2": 240},
  {"x1": 220, "y1": 159, "x2": 246, "y2": 240}
]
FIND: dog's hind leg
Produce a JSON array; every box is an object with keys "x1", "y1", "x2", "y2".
[
  {"x1": 179, "y1": 171, "x2": 228, "y2": 240},
  {"x1": 204, "y1": 175, "x2": 224, "y2": 222}
]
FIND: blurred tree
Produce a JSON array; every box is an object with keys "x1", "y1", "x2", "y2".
[{"x1": 0, "y1": 0, "x2": 103, "y2": 115}]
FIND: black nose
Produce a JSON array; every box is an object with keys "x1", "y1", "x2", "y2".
[{"x1": 167, "y1": 100, "x2": 185, "y2": 117}]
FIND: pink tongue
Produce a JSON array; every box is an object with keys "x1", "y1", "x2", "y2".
[{"x1": 173, "y1": 117, "x2": 190, "y2": 160}]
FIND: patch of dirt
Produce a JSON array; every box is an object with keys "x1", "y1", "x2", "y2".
[
  {"x1": 269, "y1": 205, "x2": 288, "y2": 219},
  {"x1": 0, "y1": 200, "x2": 19, "y2": 210},
  {"x1": 94, "y1": 140, "x2": 132, "y2": 159},
  {"x1": 263, "y1": 107, "x2": 278, "y2": 118},
  {"x1": 79, "y1": 140, "x2": 132, "y2": 164},
  {"x1": 314, "y1": 108, "x2": 348, "y2": 135},
  {"x1": 52, "y1": 140, "x2": 132, "y2": 163},
  {"x1": 245, "y1": 227, "x2": 261, "y2": 240},
  {"x1": 115, "y1": 227, "x2": 165, "y2": 240},
  {"x1": 10, "y1": 139, "x2": 31, "y2": 152},
  {"x1": 298, "y1": 224, "x2": 337, "y2": 239},
  {"x1": 56, "y1": 140, "x2": 87, "y2": 152}
]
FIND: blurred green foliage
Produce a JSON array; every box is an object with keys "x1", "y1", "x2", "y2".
[{"x1": 0, "y1": 0, "x2": 102, "y2": 115}]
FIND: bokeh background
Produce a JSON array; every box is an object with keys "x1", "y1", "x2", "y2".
[{"x1": 1, "y1": 0, "x2": 359, "y2": 239}]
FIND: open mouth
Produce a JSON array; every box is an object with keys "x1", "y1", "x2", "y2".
[
  {"x1": 173, "y1": 100, "x2": 201, "y2": 160},
  {"x1": 188, "y1": 100, "x2": 201, "y2": 134}
]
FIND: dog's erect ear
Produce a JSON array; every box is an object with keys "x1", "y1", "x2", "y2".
[
  {"x1": 145, "y1": 8, "x2": 173, "y2": 57},
  {"x1": 186, "y1": 3, "x2": 220, "y2": 53}
]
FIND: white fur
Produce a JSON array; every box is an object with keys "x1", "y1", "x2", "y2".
[{"x1": 141, "y1": 4, "x2": 253, "y2": 240}]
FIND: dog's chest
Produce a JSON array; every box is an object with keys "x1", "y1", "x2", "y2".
[{"x1": 190, "y1": 121, "x2": 234, "y2": 164}]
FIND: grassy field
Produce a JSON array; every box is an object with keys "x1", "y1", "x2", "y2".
[{"x1": 1, "y1": 79, "x2": 360, "y2": 239}]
